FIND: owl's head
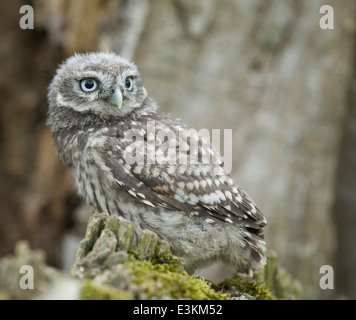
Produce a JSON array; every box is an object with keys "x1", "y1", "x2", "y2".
[{"x1": 48, "y1": 52, "x2": 149, "y2": 119}]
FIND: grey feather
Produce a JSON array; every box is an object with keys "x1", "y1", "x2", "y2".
[{"x1": 47, "y1": 52, "x2": 267, "y2": 273}]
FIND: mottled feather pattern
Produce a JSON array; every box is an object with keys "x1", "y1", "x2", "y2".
[
  {"x1": 47, "y1": 52, "x2": 267, "y2": 273},
  {"x1": 89, "y1": 111, "x2": 266, "y2": 232}
]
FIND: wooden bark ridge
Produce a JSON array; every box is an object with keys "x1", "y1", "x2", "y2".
[{"x1": 0, "y1": 212, "x2": 301, "y2": 300}]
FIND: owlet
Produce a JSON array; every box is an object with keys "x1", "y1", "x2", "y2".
[{"x1": 47, "y1": 52, "x2": 267, "y2": 274}]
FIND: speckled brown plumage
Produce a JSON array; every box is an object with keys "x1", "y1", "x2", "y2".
[{"x1": 47, "y1": 52, "x2": 267, "y2": 273}]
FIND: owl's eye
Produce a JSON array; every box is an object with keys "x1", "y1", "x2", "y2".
[
  {"x1": 125, "y1": 77, "x2": 133, "y2": 91},
  {"x1": 80, "y1": 79, "x2": 98, "y2": 92}
]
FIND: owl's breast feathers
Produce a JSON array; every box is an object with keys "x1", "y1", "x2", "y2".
[{"x1": 84, "y1": 110, "x2": 266, "y2": 238}]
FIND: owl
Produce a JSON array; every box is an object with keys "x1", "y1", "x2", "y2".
[{"x1": 47, "y1": 52, "x2": 267, "y2": 274}]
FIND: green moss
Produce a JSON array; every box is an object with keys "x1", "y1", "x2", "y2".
[
  {"x1": 151, "y1": 248, "x2": 185, "y2": 270},
  {"x1": 213, "y1": 278, "x2": 275, "y2": 300},
  {"x1": 122, "y1": 239, "x2": 229, "y2": 300},
  {"x1": 73, "y1": 213, "x2": 291, "y2": 300},
  {"x1": 126, "y1": 258, "x2": 229, "y2": 300},
  {"x1": 1, "y1": 215, "x2": 299, "y2": 300},
  {"x1": 80, "y1": 280, "x2": 133, "y2": 300},
  {"x1": 79, "y1": 248, "x2": 230, "y2": 300}
]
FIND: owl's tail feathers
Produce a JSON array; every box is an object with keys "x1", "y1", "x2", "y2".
[
  {"x1": 243, "y1": 230, "x2": 267, "y2": 272},
  {"x1": 221, "y1": 226, "x2": 267, "y2": 275}
]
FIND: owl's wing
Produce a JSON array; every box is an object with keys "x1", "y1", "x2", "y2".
[{"x1": 98, "y1": 124, "x2": 266, "y2": 233}]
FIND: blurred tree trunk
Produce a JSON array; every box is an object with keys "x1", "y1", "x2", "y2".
[
  {"x1": 0, "y1": 0, "x2": 355, "y2": 299},
  {"x1": 0, "y1": 1, "x2": 73, "y2": 265},
  {"x1": 334, "y1": 51, "x2": 356, "y2": 299}
]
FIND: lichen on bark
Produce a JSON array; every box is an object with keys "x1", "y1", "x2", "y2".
[
  {"x1": 0, "y1": 212, "x2": 302, "y2": 300},
  {"x1": 72, "y1": 212, "x2": 229, "y2": 300}
]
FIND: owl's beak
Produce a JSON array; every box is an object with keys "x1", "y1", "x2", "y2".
[{"x1": 106, "y1": 85, "x2": 123, "y2": 109}]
